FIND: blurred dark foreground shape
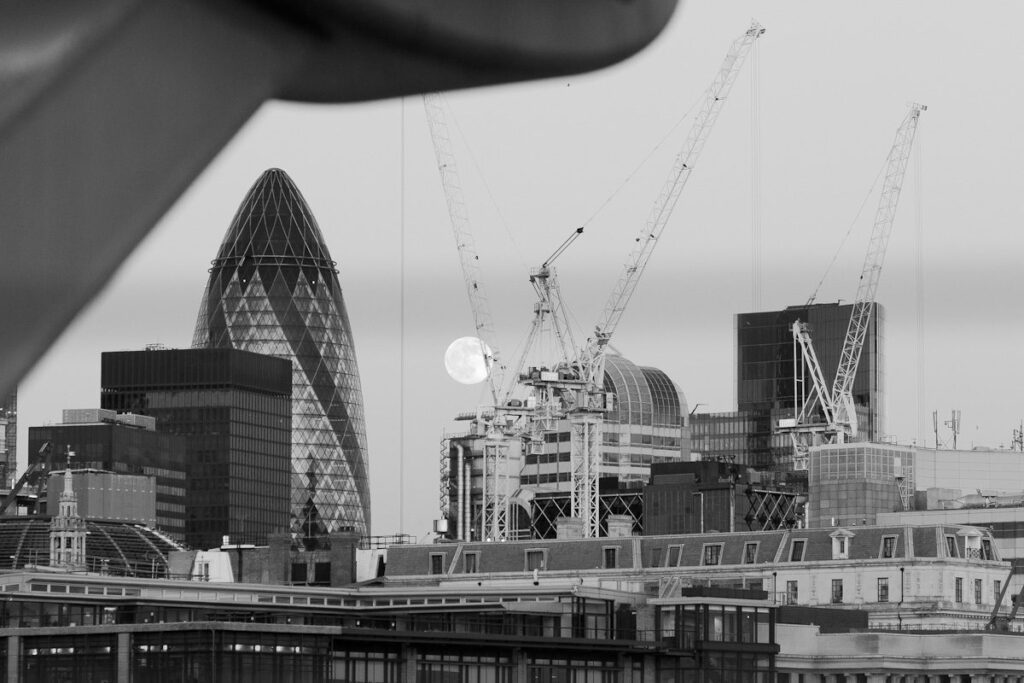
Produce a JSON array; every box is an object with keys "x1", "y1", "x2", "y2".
[{"x1": 0, "y1": 0, "x2": 678, "y2": 397}]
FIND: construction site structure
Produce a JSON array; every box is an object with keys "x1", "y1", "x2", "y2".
[
  {"x1": 781, "y1": 103, "x2": 925, "y2": 470},
  {"x1": 521, "y1": 20, "x2": 765, "y2": 538},
  {"x1": 0, "y1": 441, "x2": 56, "y2": 517},
  {"x1": 442, "y1": 353, "x2": 689, "y2": 542},
  {"x1": 432, "y1": 21, "x2": 764, "y2": 540}
]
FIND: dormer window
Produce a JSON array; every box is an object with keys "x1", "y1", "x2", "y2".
[
  {"x1": 945, "y1": 535, "x2": 959, "y2": 558},
  {"x1": 742, "y1": 542, "x2": 758, "y2": 564},
  {"x1": 958, "y1": 528, "x2": 983, "y2": 560},
  {"x1": 829, "y1": 529, "x2": 854, "y2": 560},
  {"x1": 701, "y1": 543, "x2": 723, "y2": 566}
]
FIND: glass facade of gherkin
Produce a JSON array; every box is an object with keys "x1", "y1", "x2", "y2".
[{"x1": 192, "y1": 168, "x2": 370, "y2": 543}]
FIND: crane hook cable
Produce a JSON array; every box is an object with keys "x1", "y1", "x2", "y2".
[
  {"x1": 579, "y1": 90, "x2": 705, "y2": 230},
  {"x1": 805, "y1": 151, "x2": 889, "y2": 306},
  {"x1": 442, "y1": 93, "x2": 529, "y2": 271}
]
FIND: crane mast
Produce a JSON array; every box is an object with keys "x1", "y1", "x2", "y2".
[
  {"x1": 792, "y1": 320, "x2": 835, "y2": 429},
  {"x1": 426, "y1": 94, "x2": 520, "y2": 542},
  {"x1": 581, "y1": 20, "x2": 766, "y2": 393},
  {"x1": 567, "y1": 21, "x2": 765, "y2": 537},
  {"x1": 830, "y1": 103, "x2": 925, "y2": 435},
  {"x1": 785, "y1": 103, "x2": 925, "y2": 469},
  {"x1": 423, "y1": 93, "x2": 503, "y2": 406}
]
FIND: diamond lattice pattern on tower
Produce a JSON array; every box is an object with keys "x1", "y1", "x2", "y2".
[{"x1": 193, "y1": 168, "x2": 370, "y2": 544}]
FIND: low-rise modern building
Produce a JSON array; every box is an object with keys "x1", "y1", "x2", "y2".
[
  {"x1": 46, "y1": 469, "x2": 156, "y2": 528},
  {"x1": 808, "y1": 442, "x2": 916, "y2": 528},
  {"x1": 689, "y1": 408, "x2": 775, "y2": 468},
  {"x1": 914, "y1": 445, "x2": 1024, "y2": 493},
  {"x1": 643, "y1": 461, "x2": 804, "y2": 535}
]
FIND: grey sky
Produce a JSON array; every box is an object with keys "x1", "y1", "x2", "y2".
[{"x1": 17, "y1": 1, "x2": 1024, "y2": 539}]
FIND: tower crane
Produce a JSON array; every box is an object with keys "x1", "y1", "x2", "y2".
[
  {"x1": 562, "y1": 20, "x2": 765, "y2": 537},
  {"x1": 426, "y1": 21, "x2": 765, "y2": 540},
  {"x1": 423, "y1": 92, "x2": 503, "y2": 408},
  {"x1": 511, "y1": 230, "x2": 585, "y2": 388},
  {"x1": 426, "y1": 93, "x2": 522, "y2": 543},
  {"x1": 784, "y1": 103, "x2": 925, "y2": 469}
]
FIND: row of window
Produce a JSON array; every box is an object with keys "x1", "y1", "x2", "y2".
[
  {"x1": 829, "y1": 535, "x2": 900, "y2": 561},
  {"x1": 785, "y1": 576, "x2": 1000, "y2": 606},
  {"x1": 524, "y1": 453, "x2": 570, "y2": 466},
  {"x1": 808, "y1": 533, "x2": 994, "y2": 562},
  {"x1": 653, "y1": 543, "x2": 755, "y2": 568},
  {"x1": 429, "y1": 536, "x2": 998, "y2": 576},
  {"x1": 429, "y1": 548, "x2": 624, "y2": 575},
  {"x1": 954, "y1": 576, "x2": 996, "y2": 605},
  {"x1": 519, "y1": 473, "x2": 571, "y2": 485},
  {"x1": 658, "y1": 604, "x2": 772, "y2": 647}
]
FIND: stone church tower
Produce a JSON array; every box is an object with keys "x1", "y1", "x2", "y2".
[{"x1": 50, "y1": 452, "x2": 87, "y2": 570}]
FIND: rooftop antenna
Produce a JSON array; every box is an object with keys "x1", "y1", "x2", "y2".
[{"x1": 944, "y1": 410, "x2": 961, "y2": 450}]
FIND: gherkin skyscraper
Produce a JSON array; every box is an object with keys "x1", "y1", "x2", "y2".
[{"x1": 193, "y1": 168, "x2": 370, "y2": 543}]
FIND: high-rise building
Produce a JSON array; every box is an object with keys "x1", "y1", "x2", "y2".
[
  {"x1": 732, "y1": 302, "x2": 885, "y2": 469},
  {"x1": 191, "y1": 168, "x2": 371, "y2": 543},
  {"x1": 101, "y1": 348, "x2": 292, "y2": 549},
  {"x1": 0, "y1": 389, "x2": 16, "y2": 486},
  {"x1": 28, "y1": 408, "x2": 187, "y2": 539}
]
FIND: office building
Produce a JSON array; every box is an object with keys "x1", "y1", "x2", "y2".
[
  {"x1": 28, "y1": 408, "x2": 187, "y2": 539},
  {"x1": 192, "y1": 168, "x2": 371, "y2": 542},
  {"x1": 643, "y1": 461, "x2": 803, "y2": 535},
  {"x1": 0, "y1": 565, "x2": 781, "y2": 682},
  {"x1": 735, "y1": 302, "x2": 884, "y2": 469},
  {"x1": 46, "y1": 469, "x2": 157, "y2": 528},
  {"x1": 914, "y1": 445, "x2": 1024, "y2": 494},
  {"x1": 519, "y1": 354, "x2": 689, "y2": 487},
  {"x1": 807, "y1": 442, "x2": 915, "y2": 528},
  {"x1": 0, "y1": 389, "x2": 16, "y2": 486},
  {"x1": 443, "y1": 354, "x2": 689, "y2": 540},
  {"x1": 101, "y1": 347, "x2": 292, "y2": 549},
  {"x1": 689, "y1": 408, "x2": 773, "y2": 467}
]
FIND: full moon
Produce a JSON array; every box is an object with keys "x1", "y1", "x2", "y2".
[{"x1": 444, "y1": 337, "x2": 492, "y2": 385}]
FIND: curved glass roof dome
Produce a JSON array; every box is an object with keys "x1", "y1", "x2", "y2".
[
  {"x1": 602, "y1": 354, "x2": 687, "y2": 428},
  {"x1": 0, "y1": 517, "x2": 183, "y2": 577}
]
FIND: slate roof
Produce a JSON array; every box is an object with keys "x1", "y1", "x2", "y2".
[{"x1": 386, "y1": 524, "x2": 1001, "y2": 578}]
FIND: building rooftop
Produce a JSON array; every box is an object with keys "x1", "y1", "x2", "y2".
[
  {"x1": 386, "y1": 524, "x2": 1001, "y2": 579},
  {"x1": 0, "y1": 517, "x2": 182, "y2": 576}
]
